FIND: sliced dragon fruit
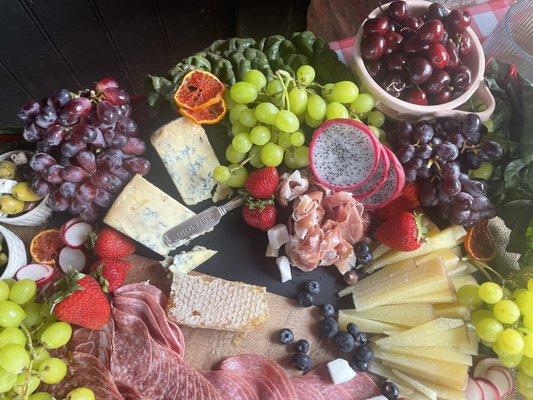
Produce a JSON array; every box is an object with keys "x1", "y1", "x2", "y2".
[
  {"x1": 309, "y1": 118, "x2": 380, "y2": 191},
  {"x1": 352, "y1": 146, "x2": 390, "y2": 199},
  {"x1": 358, "y1": 147, "x2": 405, "y2": 209}
]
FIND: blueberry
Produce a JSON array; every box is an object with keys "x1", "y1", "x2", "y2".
[
  {"x1": 319, "y1": 317, "x2": 339, "y2": 338},
  {"x1": 355, "y1": 344, "x2": 374, "y2": 362},
  {"x1": 350, "y1": 357, "x2": 368, "y2": 372},
  {"x1": 353, "y1": 331, "x2": 368, "y2": 347},
  {"x1": 291, "y1": 352, "x2": 312, "y2": 372},
  {"x1": 296, "y1": 291, "x2": 314, "y2": 307},
  {"x1": 347, "y1": 322, "x2": 359, "y2": 337},
  {"x1": 382, "y1": 381, "x2": 399, "y2": 400},
  {"x1": 334, "y1": 331, "x2": 355, "y2": 353},
  {"x1": 354, "y1": 241, "x2": 370, "y2": 257},
  {"x1": 358, "y1": 252, "x2": 373, "y2": 265},
  {"x1": 321, "y1": 304, "x2": 336, "y2": 318},
  {"x1": 304, "y1": 280, "x2": 320, "y2": 294},
  {"x1": 295, "y1": 339, "x2": 310, "y2": 353},
  {"x1": 279, "y1": 328, "x2": 294, "y2": 345}
]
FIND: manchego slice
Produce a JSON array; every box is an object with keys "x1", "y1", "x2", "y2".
[
  {"x1": 433, "y1": 303, "x2": 471, "y2": 320},
  {"x1": 447, "y1": 260, "x2": 478, "y2": 278},
  {"x1": 416, "y1": 248, "x2": 459, "y2": 271},
  {"x1": 393, "y1": 284, "x2": 455, "y2": 304},
  {"x1": 380, "y1": 345, "x2": 472, "y2": 366},
  {"x1": 459, "y1": 330, "x2": 479, "y2": 355},
  {"x1": 346, "y1": 303, "x2": 434, "y2": 327},
  {"x1": 399, "y1": 373, "x2": 467, "y2": 400},
  {"x1": 367, "y1": 361, "x2": 415, "y2": 396},
  {"x1": 392, "y1": 369, "x2": 438, "y2": 400},
  {"x1": 450, "y1": 275, "x2": 478, "y2": 291},
  {"x1": 338, "y1": 311, "x2": 406, "y2": 334}
]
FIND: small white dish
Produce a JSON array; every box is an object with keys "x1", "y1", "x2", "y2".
[{"x1": 0, "y1": 224, "x2": 27, "y2": 279}]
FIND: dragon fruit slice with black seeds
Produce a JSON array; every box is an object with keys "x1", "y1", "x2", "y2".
[{"x1": 352, "y1": 146, "x2": 390, "y2": 199}]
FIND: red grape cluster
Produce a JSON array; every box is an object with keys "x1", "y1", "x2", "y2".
[
  {"x1": 390, "y1": 114, "x2": 503, "y2": 227},
  {"x1": 18, "y1": 77, "x2": 150, "y2": 221},
  {"x1": 362, "y1": 1, "x2": 473, "y2": 106}
]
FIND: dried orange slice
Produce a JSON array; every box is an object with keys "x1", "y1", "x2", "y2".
[
  {"x1": 179, "y1": 98, "x2": 227, "y2": 124},
  {"x1": 464, "y1": 219, "x2": 496, "y2": 261},
  {"x1": 174, "y1": 70, "x2": 225, "y2": 111},
  {"x1": 30, "y1": 228, "x2": 64, "y2": 266}
]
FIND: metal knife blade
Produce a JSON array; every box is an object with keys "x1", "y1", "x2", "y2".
[{"x1": 163, "y1": 195, "x2": 244, "y2": 247}]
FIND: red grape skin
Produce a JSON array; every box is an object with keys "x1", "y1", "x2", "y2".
[
  {"x1": 30, "y1": 153, "x2": 56, "y2": 172},
  {"x1": 103, "y1": 87, "x2": 130, "y2": 106},
  {"x1": 123, "y1": 157, "x2": 151, "y2": 175}
]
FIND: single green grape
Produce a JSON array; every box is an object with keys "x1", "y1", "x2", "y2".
[
  {"x1": 29, "y1": 393, "x2": 52, "y2": 400},
  {"x1": 306, "y1": 94, "x2": 327, "y2": 120},
  {"x1": 40, "y1": 321, "x2": 72, "y2": 350},
  {"x1": 525, "y1": 315, "x2": 533, "y2": 330},
  {"x1": 32, "y1": 346, "x2": 50, "y2": 370},
  {"x1": 515, "y1": 288, "x2": 527, "y2": 299},
  {"x1": 230, "y1": 81, "x2": 258, "y2": 104},
  {"x1": 296, "y1": 65, "x2": 315, "y2": 86},
  {"x1": 0, "y1": 328, "x2": 25, "y2": 348},
  {"x1": 23, "y1": 302, "x2": 42, "y2": 328},
  {"x1": 238, "y1": 109, "x2": 257, "y2": 128},
  {"x1": 38, "y1": 357, "x2": 67, "y2": 384},
  {"x1": 516, "y1": 290, "x2": 533, "y2": 316},
  {"x1": 471, "y1": 309, "x2": 493, "y2": 325},
  {"x1": 261, "y1": 143, "x2": 284, "y2": 167},
  {"x1": 493, "y1": 299, "x2": 521, "y2": 324},
  {"x1": 255, "y1": 102, "x2": 279, "y2": 125},
  {"x1": 522, "y1": 356, "x2": 533, "y2": 378},
  {"x1": 368, "y1": 126, "x2": 381, "y2": 139},
  {"x1": 457, "y1": 284, "x2": 484, "y2": 309},
  {"x1": 498, "y1": 328, "x2": 524, "y2": 355},
  {"x1": 266, "y1": 79, "x2": 284, "y2": 98},
  {"x1": 524, "y1": 334, "x2": 533, "y2": 358},
  {"x1": 0, "y1": 301, "x2": 25, "y2": 328},
  {"x1": 8, "y1": 280, "x2": 36, "y2": 306},
  {"x1": 0, "y1": 367, "x2": 15, "y2": 393},
  {"x1": 322, "y1": 83, "x2": 334, "y2": 102},
  {"x1": 270, "y1": 130, "x2": 279, "y2": 144},
  {"x1": 232, "y1": 133, "x2": 253, "y2": 153},
  {"x1": 304, "y1": 111, "x2": 322, "y2": 128},
  {"x1": 13, "y1": 372, "x2": 40, "y2": 395},
  {"x1": 326, "y1": 102, "x2": 349, "y2": 120},
  {"x1": 213, "y1": 166, "x2": 231, "y2": 183},
  {"x1": 293, "y1": 146, "x2": 309, "y2": 168},
  {"x1": 483, "y1": 119, "x2": 494, "y2": 132},
  {"x1": 290, "y1": 131, "x2": 305, "y2": 147},
  {"x1": 0, "y1": 283, "x2": 8, "y2": 302},
  {"x1": 469, "y1": 162, "x2": 493, "y2": 181},
  {"x1": 275, "y1": 110, "x2": 299, "y2": 133},
  {"x1": 283, "y1": 148, "x2": 299, "y2": 169},
  {"x1": 499, "y1": 351, "x2": 523, "y2": 368},
  {"x1": 475, "y1": 317, "x2": 503, "y2": 343},
  {"x1": 229, "y1": 104, "x2": 248, "y2": 123},
  {"x1": 331, "y1": 81, "x2": 359, "y2": 104},
  {"x1": 67, "y1": 387, "x2": 96, "y2": 400},
  {"x1": 226, "y1": 165, "x2": 248, "y2": 188},
  {"x1": 367, "y1": 110, "x2": 385, "y2": 128},
  {"x1": 288, "y1": 87, "x2": 308, "y2": 115},
  {"x1": 479, "y1": 282, "x2": 503, "y2": 304},
  {"x1": 248, "y1": 145, "x2": 265, "y2": 169},
  {"x1": 277, "y1": 132, "x2": 293, "y2": 150},
  {"x1": 223, "y1": 89, "x2": 234, "y2": 109},
  {"x1": 0, "y1": 344, "x2": 29, "y2": 374},
  {"x1": 2, "y1": 281, "x2": 14, "y2": 289},
  {"x1": 250, "y1": 126, "x2": 271, "y2": 146},
  {"x1": 350, "y1": 93, "x2": 375, "y2": 114},
  {"x1": 243, "y1": 69, "x2": 267, "y2": 90},
  {"x1": 519, "y1": 369, "x2": 533, "y2": 388},
  {"x1": 225, "y1": 145, "x2": 246, "y2": 164}
]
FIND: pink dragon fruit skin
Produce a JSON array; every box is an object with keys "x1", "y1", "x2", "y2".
[
  {"x1": 309, "y1": 118, "x2": 381, "y2": 191},
  {"x1": 352, "y1": 146, "x2": 390, "y2": 199}
]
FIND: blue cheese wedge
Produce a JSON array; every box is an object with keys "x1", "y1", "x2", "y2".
[
  {"x1": 103, "y1": 175, "x2": 195, "y2": 256},
  {"x1": 151, "y1": 118, "x2": 219, "y2": 205},
  {"x1": 169, "y1": 246, "x2": 217, "y2": 274}
]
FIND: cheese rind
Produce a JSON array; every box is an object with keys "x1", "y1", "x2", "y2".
[
  {"x1": 151, "y1": 118, "x2": 219, "y2": 205},
  {"x1": 169, "y1": 246, "x2": 217, "y2": 274},
  {"x1": 103, "y1": 175, "x2": 195, "y2": 256}
]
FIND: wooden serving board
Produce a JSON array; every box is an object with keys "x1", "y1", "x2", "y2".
[{"x1": 125, "y1": 255, "x2": 338, "y2": 372}]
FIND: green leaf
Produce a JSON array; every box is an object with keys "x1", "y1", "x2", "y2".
[{"x1": 503, "y1": 158, "x2": 526, "y2": 190}]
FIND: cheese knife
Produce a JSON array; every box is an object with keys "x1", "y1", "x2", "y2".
[{"x1": 163, "y1": 195, "x2": 245, "y2": 247}]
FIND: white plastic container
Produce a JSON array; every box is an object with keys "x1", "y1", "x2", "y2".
[
  {"x1": 351, "y1": 0, "x2": 495, "y2": 121},
  {"x1": 0, "y1": 150, "x2": 52, "y2": 226},
  {"x1": 0, "y1": 224, "x2": 27, "y2": 279}
]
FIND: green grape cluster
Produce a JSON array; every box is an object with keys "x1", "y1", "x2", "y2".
[
  {"x1": 214, "y1": 65, "x2": 383, "y2": 187},
  {"x1": 458, "y1": 279, "x2": 533, "y2": 397},
  {"x1": 0, "y1": 279, "x2": 93, "y2": 400}
]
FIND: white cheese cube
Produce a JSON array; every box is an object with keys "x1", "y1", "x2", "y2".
[
  {"x1": 327, "y1": 358, "x2": 357, "y2": 385},
  {"x1": 267, "y1": 224, "x2": 289, "y2": 250},
  {"x1": 10, "y1": 152, "x2": 27, "y2": 165},
  {"x1": 0, "y1": 179, "x2": 18, "y2": 194},
  {"x1": 276, "y1": 256, "x2": 292, "y2": 283},
  {"x1": 366, "y1": 396, "x2": 388, "y2": 400}
]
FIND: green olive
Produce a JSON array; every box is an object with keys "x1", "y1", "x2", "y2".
[
  {"x1": 0, "y1": 195, "x2": 24, "y2": 215},
  {"x1": 0, "y1": 161, "x2": 17, "y2": 180},
  {"x1": 12, "y1": 182, "x2": 42, "y2": 202},
  {"x1": 0, "y1": 253, "x2": 7, "y2": 267}
]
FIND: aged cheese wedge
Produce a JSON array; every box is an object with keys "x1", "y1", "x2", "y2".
[
  {"x1": 392, "y1": 369, "x2": 438, "y2": 400},
  {"x1": 416, "y1": 248, "x2": 459, "y2": 270},
  {"x1": 459, "y1": 330, "x2": 479, "y2": 355},
  {"x1": 151, "y1": 118, "x2": 220, "y2": 205},
  {"x1": 433, "y1": 303, "x2": 471, "y2": 320},
  {"x1": 396, "y1": 285, "x2": 456, "y2": 304},
  {"x1": 168, "y1": 246, "x2": 217, "y2": 274},
  {"x1": 338, "y1": 312, "x2": 407, "y2": 334},
  {"x1": 405, "y1": 375, "x2": 466, "y2": 400},
  {"x1": 346, "y1": 304, "x2": 434, "y2": 327},
  {"x1": 103, "y1": 175, "x2": 195, "y2": 256},
  {"x1": 444, "y1": 260, "x2": 478, "y2": 278},
  {"x1": 451, "y1": 275, "x2": 478, "y2": 291},
  {"x1": 166, "y1": 273, "x2": 269, "y2": 332},
  {"x1": 380, "y1": 345, "x2": 472, "y2": 366},
  {"x1": 368, "y1": 361, "x2": 415, "y2": 396}
]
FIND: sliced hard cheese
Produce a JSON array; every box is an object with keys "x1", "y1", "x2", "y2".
[
  {"x1": 166, "y1": 273, "x2": 269, "y2": 332},
  {"x1": 381, "y1": 345, "x2": 472, "y2": 366},
  {"x1": 104, "y1": 175, "x2": 195, "y2": 256},
  {"x1": 338, "y1": 311, "x2": 407, "y2": 334},
  {"x1": 451, "y1": 275, "x2": 478, "y2": 291},
  {"x1": 404, "y1": 375, "x2": 467, "y2": 400},
  {"x1": 392, "y1": 369, "x2": 438, "y2": 400},
  {"x1": 151, "y1": 118, "x2": 219, "y2": 205},
  {"x1": 460, "y1": 331, "x2": 479, "y2": 355},
  {"x1": 447, "y1": 260, "x2": 477, "y2": 278},
  {"x1": 344, "y1": 304, "x2": 434, "y2": 327},
  {"x1": 433, "y1": 303, "x2": 471, "y2": 320},
  {"x1": 368, "y1": 361, "x2": 415, "y2": 396},
  {"x1": 169, "y1": 246, "x2": 217, "y2": 274},
  {"x1": 416, "y1": 248, "x2": 459, "y2": 271},
  {"x1": 395, "y1": 285, "x2": 456, "y2": 304}
]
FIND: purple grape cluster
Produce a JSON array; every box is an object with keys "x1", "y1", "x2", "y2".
[
  {"x1": 18, "y1": 77, "x2": 150, "y2": 221},
  {"x1": 390, "y1": 114, "x2": 502, "y2": 227}
]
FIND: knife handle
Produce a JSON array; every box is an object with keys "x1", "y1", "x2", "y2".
[{"x1": 218, "y1": 195, "x2": 245, "y2": 215}]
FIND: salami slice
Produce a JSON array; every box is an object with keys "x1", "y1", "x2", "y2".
[
  {"x1": 293, "y1": 373, "x2": 353, "y2": 400},
  {"x1": 116, "y1": 383, "x2": 151, "y2": 400},
  {"x1": 203, "y1": 370, "x2": 256, "y2": 400},
  {"x1": 115, "y1": 282, "x2": 167, "y2": 307},
  {"x1": 291, "y1": 377, "x2": 326, "y2": 400},
  {"x1": 67, "y1": 321, "x2": 114, "y2": 367}
]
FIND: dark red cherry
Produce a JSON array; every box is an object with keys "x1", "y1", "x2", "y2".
[
  {"x1": 440, "y1": 30, "x2": 449, "y2": 45},
  {"x1": 407, "y1": 57, "x2": 433, "y2": 84},
  {"x1": 426, "y1": 3, "x2": 449, "y2": 21},
  {"x1": 387, "y1": 1, "x2": 408, "y2": 22},
  {"x1": 382, "y1": 74, "x2": 408, "y2": 98},
  {"x1": 445, "y1": 42, "x2": 460, "y2": 67},
  {"x1": 418, "y1": 19, "x2": 445, "y2": 44},
  {"x1": 361, "y1": 34, "x2": 386, "y2": 61},
  {"x1": 363, "y1": 17, "x2": 390, "y2": 36},
  {"x1": 405, "y1": 87, "x2": 428, "y2": 105},
  {"x1": 448, "y1": 65, "x2": 472, "y2": 90},
  {"x1": 365, "y1": 60, "x2": 383, "y2": 78},
  {"x1": 445, "y1": 10, "x2": 472, "y2": 33},
  {"x1": 403, "y1": 36, "x2": 430, "y2": 54},
  {"x1": 424, "y1": 70, "x2": 451, "y2": 95},
  {"x1": 386, "y1": 52, "x2": 408, "y2": 72},
  {"x1": 430, "y1": 89, "x2": 452, "y2": 104},
  {"x1": 403, "y1": 16, "x2": 424, "y2": 32},
  {"x1": 457, "y1": 34, "x2": 472, "y2": 57},
  {"x1": 384, "y1": 31, "x2": 404, "y2": 55},
  {"x1": 427, "y1": 43, "x2": 449, "y2": 69}
]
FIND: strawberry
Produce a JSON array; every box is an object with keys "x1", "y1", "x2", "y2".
[
  {"x1": 244, "y1": 167, "x2": 279, "y2": 199},
  {"x1": 376, "y1": 182, "x2": 420, "y2": 220},
  {"x1": 375, "y1": 211, "x2": 427, "y2": 251},
  {"x1": 92, "y1": 258, "x2": 131, "y2": 293},
  {"x1": 51, "y1": 273, "x2": 111, "y2": 330},
  {"x1": 89, "y1": 227, "x2": 135, "y2": 259},
  {"x1": 242, "y1": 200, "x2": 277, "y2": 231}
]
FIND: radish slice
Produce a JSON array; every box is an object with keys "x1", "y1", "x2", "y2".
[
  {"x1": 474, "y1": 358, "x2": 505, "y2": 378},
  {"x1": 63, "y1": 221, "x2": 93, "y2": 248},
  {"x1": 485, "y1": 367, "x2": 513, "y2": 397},
  {"x1": 15, "y1": 263, "x2": 54, "y2": 287},
  {"x1": 60, "y1": 217, "x2": 82, "y2": 238},
  {"x1": 476, "y1": 378, "x2": 501, "y2": 400},
  {"x1": 58, "y1": 247, "x2": 87, "y2": 273},
  {"x1": 466, "y1": 377, "x2": 484, "y2": 400}
]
